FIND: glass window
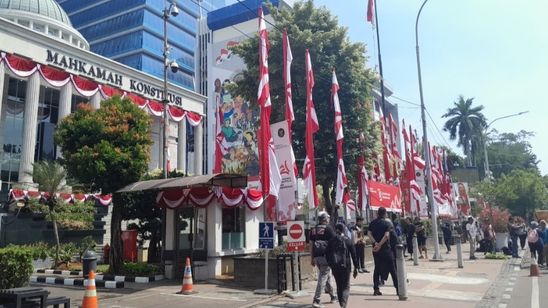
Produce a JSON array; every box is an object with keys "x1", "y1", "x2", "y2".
[
  {"x1": 79, "y1": 10, "x2": 145, "y2": 42},
  {"x1": 222, "y1": 206, "x2": 246, "y2": 250},
  {"x1": 0, "y1": 78, "x2": 27, "y2": 196},
  {"x1": 178, "y1": 207, "x2": 206, "y2": 250},
  {"x1": 71, "y1": 95, "x2": 89, "y2": 113},
  {"x1": 33, "y1": 23, "x2": 45, "y2": 33},
  {"x1": 68, "y1": 1, "x2": 147, "y2": 27},
  {"x1": 36, "y1": 87, "x2": 60, "y2": 162},
  {"x1": 91, "y1": 31, "x2": 144, "y2": 57}
]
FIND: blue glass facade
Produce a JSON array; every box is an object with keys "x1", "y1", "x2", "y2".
[{"x1": 57, "y1": 0, "x2": 225, "y2": 90}]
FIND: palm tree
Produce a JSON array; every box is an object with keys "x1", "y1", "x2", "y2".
[
  {"x1": 442, "y1": 96, "x2": 487, "y2": 166},
  {"x1": 29, "y1": 161, "x2": 67, "y2": 267}
]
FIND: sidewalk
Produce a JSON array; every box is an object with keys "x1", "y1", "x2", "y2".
[{"x1": 251, "y1": 242, "x2": 509, "y2": 308}]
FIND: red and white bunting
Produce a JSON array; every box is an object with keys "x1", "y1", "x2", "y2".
[
  {"x1": 332, "y1": 69, "x2": 348, "y2": 205},
  {"x1": 303, "y1": 49, "x2": 319, "y2": 207},
  {"x1": 0, "y1": 51, "x2": 202, "y2": 125},
  {"x1": 155, "y1": 187, "x2": 264, "y2": 210},
  {"x1": 8, "y1": 189, "x2": 112, "y2": 206},
  {"x1": 257, "y1": 8, "x2": 281, "y2": 198}
]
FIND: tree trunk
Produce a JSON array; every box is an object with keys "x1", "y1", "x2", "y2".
[
  {"x1": 109, "y1": 197, "x2": 123, "y2": 274},
  {"x1": 52, "y1": 219, "x2": 60, "y2": 268}
]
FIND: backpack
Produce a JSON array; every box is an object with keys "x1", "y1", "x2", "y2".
[
  {"x1": 312, "y1": 225, "x2": 329, "y2": 256},
  {"x1": 527, "y1": 229, "x2": 539, "y2": 243},
  {"x1": 326, "y1": 234, "x2": 349, "y2": 270}
]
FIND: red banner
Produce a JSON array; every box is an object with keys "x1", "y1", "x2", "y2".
[{"x1": 367, "y1": 181, "x2": 402, "y2": 212}]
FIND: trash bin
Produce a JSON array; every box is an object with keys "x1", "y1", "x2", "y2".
[
  {"x1": 121, "y1": 230, "x2": 138, "y2": 262},
  {"x1": 82, "y1": 250, "x2": 97, "y2": 279}
]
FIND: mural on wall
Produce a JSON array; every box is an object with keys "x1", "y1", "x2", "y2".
[{"x1": 215, "y1": 78, "x2": 260, "y2": 177}]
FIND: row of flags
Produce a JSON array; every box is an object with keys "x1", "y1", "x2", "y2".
[{"x1": 212, "y1": 7, "x2": 457, "y2": 220}]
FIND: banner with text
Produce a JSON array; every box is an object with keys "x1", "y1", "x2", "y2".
[
  {"x1": 271, "y1": 121, "x2": 297, "y2": 222},
  {"x1": 367, "y1": 181, "x2": 402, "y2": 212}
]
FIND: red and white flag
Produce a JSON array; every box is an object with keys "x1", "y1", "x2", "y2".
[
  {"x1": 257, "y1": 8, "x2": 281, "y2": 197},
  {"x1": 332, "y1": 69, "x2": 348, "y2": 205},
  {"x1": 366, "y1": 0, "x2": 375, "y2": 27},
  {"x1": 303, "y1": 49, "x2": 319, "y2": 207},
  {"x1": 283, "y1": 28, "x2": 298, "y2": 185}
]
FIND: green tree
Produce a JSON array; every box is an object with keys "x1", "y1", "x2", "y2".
[
  {"x1": 438, "y1": 146, "x2": 465, "y2": 171},
  {"x1": 29, "y1": 161, "x2": 67, "y2": 267},
  {"x1": 442, "y1": 96, "x2": 486, "y2": 166},
  {"x1": 55, "y1": 96, "x2": 153, "y2": 273},
  {"x1": 484, "y1": 130, "x2": 539, "y2": 179},
  {"x1": 494, "y1": 169, "x2": 547, "y2": 218},
  {"x1": 229, "y1": 1, "x2": 379, "y2": 215}
]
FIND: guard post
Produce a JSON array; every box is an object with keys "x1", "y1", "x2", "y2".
[{"x1": 396, "y1": 244, "x2": 408, "y2": 300}]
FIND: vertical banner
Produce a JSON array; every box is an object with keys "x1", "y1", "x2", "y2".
[
  {"x1": 271, "y1": 121, "x2": 297, "y2": 221},
  {"x1": 453, "y1": 182, "x2": 471, "y2": 217}
]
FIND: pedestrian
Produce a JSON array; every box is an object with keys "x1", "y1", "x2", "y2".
[
  {"x1": 309, "y1": 211, "x2": 337, "y2": 308},
  {"x1": 414, "y1": 217, "x2": 428, "y2": 259},
  {"x1": 326, "y1": 223, "x2": 359, "y2": 308},
  {"x1": 527, "y1": 221, "x2": 544, "y2": 266},
  {"x1": 540, "y1": 220, "x2": 548, "y2": 266},
  {"x1": 481, "y1": 218, "x2": 496, "y2": 254},
  {"x1": 441, "y1": 221, "x2": 453, "y2": 254},
  {"x1": 368, "y1": 207, "x2": 398, "y2": 296},
  {"x1": 466, "y1": 217, "x2": 478, "y2": 260},
  {"x1": 508, "y1": 217, "x2": 521, "y2": 258},
  {"x1": 517, "y1": 217, "x2": 527, "y2": 250},
  {"x1": 405, "y1": 217, "x2": 415, "y2": 259},
  {"x1": 352, "y1": 216, "x2": 369, "y2": 273}
]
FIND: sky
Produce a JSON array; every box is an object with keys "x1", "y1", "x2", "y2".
[{"x1": 312, "y1": 0, "x2": 548, "y2": 175}]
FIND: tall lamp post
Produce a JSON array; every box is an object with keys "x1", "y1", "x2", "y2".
[
  {"x1": 483, "y1": 111, "x2": 529, "y2": 182},
  {"x1": 415, "y1": 0, "x2": 442, "y2": 261},
  {"x1": 162, "y1": 0, "x2": 180, "y2": 179}
]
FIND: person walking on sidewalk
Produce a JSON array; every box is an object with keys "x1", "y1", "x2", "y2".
[
  {"x1": 404, "y1": 217, "x2": 415, "y2": 259},
  {"x1": 352, "y1": 216, "x2": 369, "y2": 273},
  {"x1": 508, "y1": 216, "x2": 521, "y2": 258},
  {"x1": 414, "y1": 217, "x2": 428, "y2": 259},
  {"x1": 527, "y1": 221, "x2": 544, "y2": 266},
  {"x1": 309, "y1": 211, "x2": 337, "y2": 308},
  {"x1": 326, "y1": 223, "x2": 359, "y2": 308},
  {"x1": 441, "y1": 221, "x2": 453, "y2": 254},
  {"x1": 466, "y1": 217, "x2": 479, "y2": 260},
  {"x1": 540, "y1": 220, "x2": 548, "y2": 266},
  {"x1": 368, "y1": 207, "x2": 398, "y2": 296}
]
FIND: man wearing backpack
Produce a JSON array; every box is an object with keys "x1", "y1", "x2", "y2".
[
  {"x1": 326, "y1": 223, "x2": 359, "y2": 308},
  {"x1": 527, "y1": 221, "x2": 544, "y2": 266},
  {"x1": 309, "y1": 211, "x2": 337, "y2": 308},
  {"x1": 368, "y1": 207, "x2": 398, "y2": 296}
]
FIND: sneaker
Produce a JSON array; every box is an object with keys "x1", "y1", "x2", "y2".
[
  {"x1": 373, "y1": 290, "x2": 382, "y2": 296},
  {"x1": 312, "y1": 302, "x2": 324, "y2": 308},
  {"x1": 363, "y1": 268, "x2": 370, "y2": 273},
  {"x1": 330, "y1": 296, "x2": 338, "y2": 304}
]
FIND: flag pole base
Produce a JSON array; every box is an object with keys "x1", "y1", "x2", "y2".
[{"x1": 254, "y1": 288, "x2": 277, "y2": 295}]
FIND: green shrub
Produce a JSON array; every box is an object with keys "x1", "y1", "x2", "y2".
[
  {"x1": 77, "y1": 236, "x2": 97, "y2": 260},
  {"x1": 485, "y1": 252, "x2": 509, "y2": 260},
  {"x1": 121, "y1": 262, "x2": 161, "y2": 276},
  {"x1": 25, "y1": 242, "x2": 49, "y2": 261},
  {"x1": 0, "y1": 246, "x2": 34, "y2": 289}
]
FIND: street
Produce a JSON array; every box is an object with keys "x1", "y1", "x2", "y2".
[{"x1": 29, "y1": 245, "x2": 546, "y2": 308}]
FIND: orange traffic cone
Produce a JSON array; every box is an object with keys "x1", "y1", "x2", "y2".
[
  {"x1": 177, "y1": 257, "x2": 196, "y2": 295},
  {"x1": 530, "y1": 255, "x2": 540, "y2": 277},
  {"x1": 82, "y1": 270, "x2": 98, "y2": 308}
]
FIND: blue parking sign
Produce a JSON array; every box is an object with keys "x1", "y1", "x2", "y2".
[{"x1": 259, "y1": 222, "x2": 274, "y2": 249}]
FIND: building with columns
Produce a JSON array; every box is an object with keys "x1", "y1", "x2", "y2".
[{"x1": 0, "y1": 1, "x2": 205, "y2": 200}]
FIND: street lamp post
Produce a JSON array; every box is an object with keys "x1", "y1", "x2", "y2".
[
  {"x1": 415, "y1": 0, "x2": 442, "y2": 261},
  {"x1": 482, "y1": 111, "x2": 529, "y2": 182},
  {"x1": 162, "y1": 0, "x2": 179, "y2": 179}
]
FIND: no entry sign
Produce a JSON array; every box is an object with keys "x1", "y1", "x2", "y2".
[{"x1": 287, "y1": 221, "x2": 305, "y2": 252}]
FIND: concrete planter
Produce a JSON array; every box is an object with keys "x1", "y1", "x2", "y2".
[{"x1": 495, "y1": 232, "x2": 509, "y2": 250}]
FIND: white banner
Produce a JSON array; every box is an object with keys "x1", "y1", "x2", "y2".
[{"x1": 271, "y1": 121, "x2": 297, "y2": 221}]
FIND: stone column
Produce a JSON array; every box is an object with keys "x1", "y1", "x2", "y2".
[
  {"x1": 164, "y1": 208, "x2": 176, "y2": 279},
  {"x1": 177, "y1": 120, "x2": 186, "y2": 173},
  {"x1": 90, "y1": 92, "x2": 101, "y2": 109},
  {"x1": 56, "y1": 83, "x2": 72, "y2": 158},
  {"x1": 194, "y1": 120, "x2": 203, "y2": 175},
  {"x1": 18, "y1": 73, "x2": 41, "y2": 184},
  {"x1": 206, "y1": 200, "x2": 222, "y2": 278}
]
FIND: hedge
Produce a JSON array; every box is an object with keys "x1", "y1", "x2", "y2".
[{"x1": 0, "y1": 246, "x2": 34, "y2": 289}]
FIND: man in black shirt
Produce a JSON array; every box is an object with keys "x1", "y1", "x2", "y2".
[
  {"x1": 310, "y1": 211, "x2": 337, "y2": 307},
  {"x1": 368, "y1": 207, "x2": 398, "y2": 296}
]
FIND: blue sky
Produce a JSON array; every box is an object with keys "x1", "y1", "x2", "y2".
[{"x1": 313, "y1": 0, "x2": 548, "y2": 175}]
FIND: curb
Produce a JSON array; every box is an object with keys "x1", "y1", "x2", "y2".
[
  {"x1": 35, "y1": 269, "x2": 82, "y2": 276},
  {"x1": 95, "y1": 274, "x2": 165, "y2": 283},
  {"x1": 31, "y1": 276, "x2": 124, "y2": 288}
]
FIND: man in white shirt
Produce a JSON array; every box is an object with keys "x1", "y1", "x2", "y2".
[{"x1": 466, "y1": 217, "x2": 478, "y2": 260}]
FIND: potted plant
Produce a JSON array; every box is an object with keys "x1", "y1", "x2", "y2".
[{"x1": 480, "y1": 206, "x2": 511, "y2": 250}]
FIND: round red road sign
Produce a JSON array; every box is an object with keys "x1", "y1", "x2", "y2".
[{"x1": 289, "y1": 223, "x2": 303, "y2": 240}]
